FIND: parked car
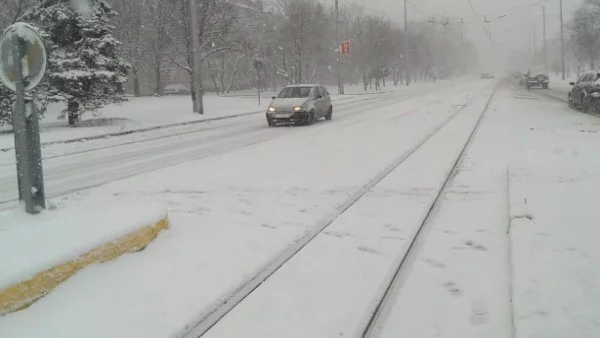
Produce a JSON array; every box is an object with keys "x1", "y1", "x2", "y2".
[
  {"x1": 524, "y1": 67, "x2": 550, "y2": 89},
  {"x1": 480, "y1": 73, "x2": 494, "y2": 79},
  {"x1": 163, "y1": 84, "x2": 191, "y2": 95},
  {"x1": 266, "y1": 85, "x2": 333, "y2": 127},
  {"x1": 512, "y1": 71, "x2": 523, "y2": 79},
  {"x1": 569, "y1": 71, "x2": 600, "y2": 113}
]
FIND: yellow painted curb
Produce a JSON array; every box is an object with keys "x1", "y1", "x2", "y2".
[{"x1": 0, "y1": 216, "x2": 169, "y2": 317}]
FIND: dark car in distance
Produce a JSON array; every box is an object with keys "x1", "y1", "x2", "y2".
[
  {"x1": 525, "y1": 67, "x2": 550, "y2": 89},
  {"x1": 569, "y1": 71, "x2": 600, "y2": 113}
]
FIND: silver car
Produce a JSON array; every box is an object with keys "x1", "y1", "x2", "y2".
[{"x1": 266, "y1": 85, "x2": 333, "y2": 127}]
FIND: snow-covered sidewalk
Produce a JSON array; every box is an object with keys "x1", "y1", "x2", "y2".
[
  {"x1": 0, "y1": 202, "x2": 167, "y2": 315},
  {"x1": 506, "y1": 90, "x2": 600, "y2": 337},
  {"x1": 378, "y1": 85, "x2": 600, "y2": 338},
  {"x1": 0, "y1": 95, "x2": 270, "y2": 149}
]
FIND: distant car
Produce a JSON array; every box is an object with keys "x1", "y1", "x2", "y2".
[
  {"x1": 512, "y1": 71, "x2": 523, "y2": 80},
  {"x1": 568, "y1": 71, "x2": 600, "y2": 113},
  {"x1": 480, "y1": 73, "x2": 494, "y2": 79},
  {"x1": 525, "y1": 67, "x2": 550, "y2": 89},
  {"x1": 163, "y1": 84, "x2": 191, "y2": 95},
  {"x1": 266, "y1": 85, "x2": 332, "y2": 127}
]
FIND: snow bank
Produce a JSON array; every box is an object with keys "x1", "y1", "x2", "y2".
[{"x1": 0, "y1": 201, "x2": 167, "y2": 292}]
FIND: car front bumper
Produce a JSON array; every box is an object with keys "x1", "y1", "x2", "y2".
[
  {"x1": 527, "y1": 79, "x2": 549, "y2": 84},
  {"x1": 266, "y1": 111, "x2": 309, "y2": 123}
]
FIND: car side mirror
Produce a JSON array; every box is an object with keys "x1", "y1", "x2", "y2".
[{"x1": 569, "y1": 82, "x2": 575, "y2": 86}]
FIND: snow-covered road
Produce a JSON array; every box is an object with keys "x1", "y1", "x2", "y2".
[
  {"x1": 3, "y1": 78, "x2": 600, "y2": 338},
  {"x1": 0, "y1": 79, "x2": 477, "y2": 209}
]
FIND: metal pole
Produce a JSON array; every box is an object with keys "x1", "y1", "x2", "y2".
[
  {"x1": 529, "y1": 26, "x2": 533, "y2": 65},
  {"x1": 257, "y1": 69, "x2": 261, "y2": 106},
  {"x1": 543, "y1": 6, "x2": 547, "y2": 69},
  {"x1": 560, "y1": 0, "x2": 566, "y2": 79},
  {"x1": 335, "y1": 0, "x2": 344, "y2": 94},
  {"x1": 533, "y1": 24, "x2": 537, "y2": 64},
  {"x1": 11, "y1": 35, "x2": 45, "y2": 213},
  {"x1": 189, "y1": 0, "x2": 203, "y2": 114},
  {"x1": 404, "y1": 0, "x2": 410, "y2": 86}
]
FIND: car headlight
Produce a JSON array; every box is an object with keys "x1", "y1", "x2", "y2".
[
  {"x1": 294, "y1": 106, "x2": 303, "y2": 111},
  {"x1": 268, "y1": 107, "x2": 276, "y2": 112}
]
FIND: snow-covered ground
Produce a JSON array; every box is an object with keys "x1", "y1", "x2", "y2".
[
  {"x1": 0, "y1": 202, "x2": 165, "y2": 291},
  {"x1": 0, "y1": 78, "x2": 469, "y2": 208},
  {"x1": 2, "y1": 79, "x2": 600, "y2": 338},
  {"x1": 0, "y1": 84, "x2": 395, "y2": 149}
]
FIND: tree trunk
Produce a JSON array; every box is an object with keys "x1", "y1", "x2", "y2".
[
  {"x1": 190, "y1": 78, "x2": 196, "y2": 110},
  {"x1": 155, "y1": 57, "x2": 163, "y2": 96},
  {"x1": 225, "y1": 57, "x2": 241, "y2": 94},
  {"x1": 206, "y1": 58, "x2": 220, "y2": 95},
  {"x1": 132, "y1": 65, "x2": 141, "y2": 97},
  {"x1": 67, "y1": 100, "x2": 79, "y2": 126},
  {"x1": 219, "y1": 54, "x2": 226, "y2": 93},
  {"x1": 271, "y1": 60, "x2": 277, "y2": 92}
]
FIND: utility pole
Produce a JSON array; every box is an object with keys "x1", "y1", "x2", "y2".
[
  {"x1": 543, "y1": 6, "x2": 547, "y2": 69},
  {"x1": 533, "y1": 24, "x2": 538, "y2": 65},
  {"x1": 189, "y1": 0, "x2": 204, "y2": 114},
  {"x1": 404, "y1": 0, "x2": 410, "y2": 86},
  {"x1": 484, "y1": 15, "x2": 493, "y2": 46},
  {"x1": 560, "y1": 0, "x2": 566, "y2": 79},
  {"x1": 335, "y1": 0, "x2": 344, "y2": 94},
  {"x1": 529, "y1": 26, "x2": 533, "y2": 65}
]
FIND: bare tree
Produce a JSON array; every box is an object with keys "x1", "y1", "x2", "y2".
[
  {"x1": 111, "y1": 0, "x2": 149, "y2": 97},
  {"x1": 569, "y1": 6, "x2": 600, "y2": 69},
  {"x1": 167, "y1": 0, "x2": 237, "y2": 105}
]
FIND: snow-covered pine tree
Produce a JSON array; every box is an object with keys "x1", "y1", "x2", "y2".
[{"x1": 22, "y1": 0, "x2": 129, "y2": 125}]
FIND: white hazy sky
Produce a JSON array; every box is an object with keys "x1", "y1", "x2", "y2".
[{"x1": 343, "y1": 0, "x2": 585, "y2": 70}]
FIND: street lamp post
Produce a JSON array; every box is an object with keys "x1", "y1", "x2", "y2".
[
  {"x1": 560, "y1": 0, "x2": 566, "y2": 80},
  {"x1": 335, "y1": 0, "x2": 344, "y2": 94}
]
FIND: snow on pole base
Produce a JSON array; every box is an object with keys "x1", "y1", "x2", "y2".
[{"x1": 0, "y1": 203, "x2": 169, "y2": 317}]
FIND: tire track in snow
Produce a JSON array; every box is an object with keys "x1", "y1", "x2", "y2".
[
  {"x1": 177, "y1": 84, "x2": 494, "y2": 338},
  {"x1": 0, "y1": 83, "x2": 478, "y2": 209},
  {"x1": 358, "y1": 82, "x2": 500, "y2": 338}
]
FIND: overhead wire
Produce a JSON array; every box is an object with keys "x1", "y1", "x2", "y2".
[
  {"x1": 465, "y1": 0, "x2": 489, "y2": 35},
  {"x1": 406, "y1": 0, "x2": 429, "y2": 18},
  {"x1": 484, "y1": 0, "x2": 553, "y2": 16}
]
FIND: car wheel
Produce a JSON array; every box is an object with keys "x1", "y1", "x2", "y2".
[
  {"x1": 542, "y1": 83, "x2": 549, "y2": 89},
  {"x1": 568, "y1": 94, "x2": 574, "y2": 108},
  {"x1": 300, "y1": 111, "x2": 315, "y2": 126},
  {"x1": 325, "y1": 106, "x2": 333, "y2": 121},
  {"x1": 267, "y1": 118, "x2": 275, "y2": 127},
  {"x1": 309, "y1": 111, "x2": 316, "y2": 125},
  {"x1": 594, "y1": 98, "x2": 600, "y2": 114},
  {"x1": 582, "y1": 96, "x2": 591, "y2": 113}
]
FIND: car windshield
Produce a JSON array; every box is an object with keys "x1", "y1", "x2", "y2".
[
  {"x1": 530, "y1": 68, "x2": 547, "y2": 75},
  {"x1": 277, "y1": 87, "x2": 312, "y2": 98}
]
